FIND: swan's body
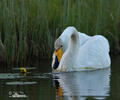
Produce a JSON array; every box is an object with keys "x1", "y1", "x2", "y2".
[{"x1": 52, "y1": 26, "x2": 111, "y2": 72}]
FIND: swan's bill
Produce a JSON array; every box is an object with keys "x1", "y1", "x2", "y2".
[
  {"x1": 55, "y1": 48, "x2": 63, "y2": 62},
  {"x1": 53, "y1": 48, "x2": 63, "y2": 70}
]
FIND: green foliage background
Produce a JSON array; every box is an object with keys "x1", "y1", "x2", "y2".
[{"x1": 0, "y1": 0, "x2": 120, "y2": 64}]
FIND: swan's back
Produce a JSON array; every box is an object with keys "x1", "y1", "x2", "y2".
[
  {"x1": 78, "y1": 32, "x2": 90, "y2": 46},
  {"x1": 76, "y1": 35, "x2": 110, "y2": 69}
]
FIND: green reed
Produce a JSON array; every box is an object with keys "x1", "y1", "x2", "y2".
[{"x1": 0, "y1": 0, "x2": 120, "y2": 65}]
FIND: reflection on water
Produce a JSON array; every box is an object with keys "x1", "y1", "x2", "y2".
[
  {"x1": 0, "y1": 61, "x2": 55, "y2": 100},
  {"x1": 1, "y1": 57, "x2": 120, "y2": 100},
  {"x1": 0, "y1": 72, "x2": 55, "y2": 100},
  {"x1": 6, "y1": 81, "x2": 37, "y2": 85},
  {"x1": 53, "y1": 68, "x2": 110, "y2": 100},
  {"x1": 9, "y1": 91, "x2": 27, "y2": 98}
]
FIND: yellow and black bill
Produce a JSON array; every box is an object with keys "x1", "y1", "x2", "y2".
[{"x1": 53, "y1": 48, "x2": 63, "y2": 70}]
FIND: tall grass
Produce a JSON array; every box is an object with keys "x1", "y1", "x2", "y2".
[{"x1": 0, "y1": 0, "x2": 120, "y2": 65}]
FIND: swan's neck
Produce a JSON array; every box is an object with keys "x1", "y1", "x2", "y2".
[
  {"x1": 60, "y1": 27, "x2": 79, "y2": 52},
  {"x1": 69, "y1": 32, "x2": 79, "y2": 50},
  {"x1": 57, "y1": 27, "x2": 79, "y2": 71}
]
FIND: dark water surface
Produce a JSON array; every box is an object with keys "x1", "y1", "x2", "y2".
[{"x1": 0, "y1": 57, "x2": 120, "y2": 100}]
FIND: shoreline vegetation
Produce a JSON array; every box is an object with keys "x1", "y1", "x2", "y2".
[{"x1": 0, "y1": 0, "x2": 120, "y2": 65}]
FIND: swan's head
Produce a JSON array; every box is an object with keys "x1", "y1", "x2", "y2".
[
  {"x1": 52, "y1": 26, "x2": 77, "y2": 71},
  {"x1": 52, "y1": 38, "x2": 63, "y2": 70}
]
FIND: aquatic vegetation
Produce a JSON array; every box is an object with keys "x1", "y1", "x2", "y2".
[
  {"x1": 20, "y1": 67, "x2": 27, "y2": 73},
  {"x1": 0, "y1": 0, "x2": 120, "y2": 65}
]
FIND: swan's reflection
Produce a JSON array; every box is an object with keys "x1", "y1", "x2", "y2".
[{"x1": 53, "y1": 68, "x2": 111, "y2": 100}]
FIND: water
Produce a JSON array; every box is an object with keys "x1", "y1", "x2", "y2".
[{"x1": 0, "y1": 57, "x2": 120, "y2": 100}]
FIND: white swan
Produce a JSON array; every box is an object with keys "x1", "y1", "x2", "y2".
[{"x1": 52, "y1": 26, "x2": 111, "y2": 72}]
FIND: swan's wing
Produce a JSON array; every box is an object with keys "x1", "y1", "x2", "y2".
[
  {"x1": 78, "y1": 32, "x2": 90, "y2": 46},
  {"x1": 77, "y1": 35, "x2": 111, "y2": 68}
]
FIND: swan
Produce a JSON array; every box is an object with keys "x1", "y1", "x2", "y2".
[{"x1": 52, "y1": 26, "x2": 111, "y2": 72}]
